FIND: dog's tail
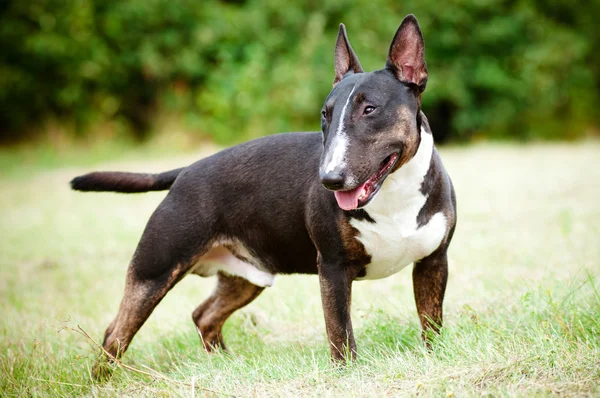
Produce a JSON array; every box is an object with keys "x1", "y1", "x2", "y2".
[{"x1": 70, "y1": 167, "x2": 184, "y2": 193}]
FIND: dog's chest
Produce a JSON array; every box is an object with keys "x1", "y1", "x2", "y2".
[
  {"x1": 352, "y1": 197, "x2": 446, "y2": 280},
  {"x1": 351, "y1": 130, "x2": 446, "y2": 280}
]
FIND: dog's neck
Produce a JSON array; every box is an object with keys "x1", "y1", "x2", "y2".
[{"x1": 363, "y1": 126, "x2": 433, "y2": 218}]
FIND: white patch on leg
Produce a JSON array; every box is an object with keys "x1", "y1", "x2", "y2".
[
  {"x1": 351, "y1": 127, "x2": 448, "y2": 280},
  {"x1": 192, "y1": 241, "x2": 275, "y2": 287}
]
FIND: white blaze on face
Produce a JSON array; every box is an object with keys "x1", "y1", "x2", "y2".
[
  {"x1": 323, "y1": 84, "x2": 357, "y2": 174},
  {"x1": 325, "y1": 132, "x2": 348, "y2": 173}
]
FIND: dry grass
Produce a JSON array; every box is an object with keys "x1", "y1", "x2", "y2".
[{"x1": 1, "y1": 141, "x2": 599, "y2": 397}]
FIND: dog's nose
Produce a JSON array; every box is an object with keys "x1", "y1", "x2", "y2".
[{"x1": 320, "y1": 170, "x2": 346, "y2": 191}]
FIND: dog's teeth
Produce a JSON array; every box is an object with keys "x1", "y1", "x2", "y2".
[{"x1": 358, "y1": 187, "x2": 368, "y2": 200}]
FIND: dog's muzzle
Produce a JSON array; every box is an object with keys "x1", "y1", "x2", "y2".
[{"x1": 319, "y1": 169, "x2": 346, "y2": 191}]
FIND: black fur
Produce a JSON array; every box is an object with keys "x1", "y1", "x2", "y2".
[
  {"x1": 73, "y1": 15, "x2": 457, "y2": 379},
  {"x1": 70, "y1": 168, "x2": 184, "y2": 193}
]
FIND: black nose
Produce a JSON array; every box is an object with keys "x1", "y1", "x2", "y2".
[{"x1": 320, "y1": 170, "x2": 345, "y2": 190}]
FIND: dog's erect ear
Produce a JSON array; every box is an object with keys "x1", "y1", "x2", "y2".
[
  {"x1": 386, "y1": 15, "x2": 428, "y2": 91},
  {"x1": 333, "y1": 24, "x2": 364, "y2": 86}
]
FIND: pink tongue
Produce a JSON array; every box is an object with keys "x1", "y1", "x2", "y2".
[{"x1": 334, "y1": 183, "x2": 367, "y2": 211}]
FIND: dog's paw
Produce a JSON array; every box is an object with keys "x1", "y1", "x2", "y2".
[{"x1": 91, "y1": 359, "x2": 114, "y2": 382}]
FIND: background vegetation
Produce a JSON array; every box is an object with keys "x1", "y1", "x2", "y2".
[{"x1": 2, "y1": 0, "x2": 599, "y2": 145}]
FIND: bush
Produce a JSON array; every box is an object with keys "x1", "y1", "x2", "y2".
[{"x1": 0, "y1": 0, "x2": 598, "y2": 144}]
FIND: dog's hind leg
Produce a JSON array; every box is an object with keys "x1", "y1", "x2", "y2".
[
  {"x1": 92, "y1": 196, "x2": 212, "y2": 380},
  {"x1": 92, "y1": 265, "x2": 187, "y2": 380},
  {"x1": 192, "y1": 272, "x2": 264, "y2": 351}
]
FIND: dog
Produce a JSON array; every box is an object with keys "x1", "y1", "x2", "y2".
[{"x1": 71, "y1": 14, "x2": 456, "y2": 379}]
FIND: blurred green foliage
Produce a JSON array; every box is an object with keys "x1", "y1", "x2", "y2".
[{"x1": 1, "y1": 0, "x2": 598, "y2": 144}]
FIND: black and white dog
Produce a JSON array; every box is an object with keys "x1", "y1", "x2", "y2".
[{"x1": 71, "y1": 14, "x2": 456, "y2": 379}]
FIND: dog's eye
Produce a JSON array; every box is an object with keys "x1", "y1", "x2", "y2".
[{"x1": 363, "y1": 106, "x2": 376, "y2": 115}]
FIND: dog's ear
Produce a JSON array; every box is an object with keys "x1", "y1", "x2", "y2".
[
  {"x1": 333, "y1": 24, "x2": 364, "y2": 86},
  {"x1": 386, "y1": 14, "x2": 428, "y2": 91}
]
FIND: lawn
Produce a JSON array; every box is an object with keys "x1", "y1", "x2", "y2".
[{"x1": 1, "y1": 141, "x2": 599, "y2": 397}]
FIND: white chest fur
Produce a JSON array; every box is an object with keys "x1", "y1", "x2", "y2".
[{"x1": 352, "y1": 128, "x2": 447, "y2": 280}]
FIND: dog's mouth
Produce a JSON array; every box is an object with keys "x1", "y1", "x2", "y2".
[{"x1": 334, "y1": 153, "x2": 399, "y2": 211}]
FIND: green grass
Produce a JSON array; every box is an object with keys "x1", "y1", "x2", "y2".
[{"x1": 1, "y1": 141, "x2": 599, "y2": 397}]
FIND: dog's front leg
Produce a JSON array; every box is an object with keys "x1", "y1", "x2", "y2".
[
  {"x1": 412, "y1": 248, "x2": 449, "y2": 347},
  {"x1": 317, "y1": 256, "x2": 358, "y2": 362}
]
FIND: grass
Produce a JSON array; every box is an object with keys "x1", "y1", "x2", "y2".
[{"x1": 1, "y1": 140, "x2": 599, "y2": 397}]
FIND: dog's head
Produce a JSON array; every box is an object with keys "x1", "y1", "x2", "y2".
[{"x1": 319, "y1": 15, "x2": 428, "y2": 211}]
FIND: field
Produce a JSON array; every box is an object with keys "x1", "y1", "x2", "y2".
[{"x1": 1, "y1": 141, "x2": 599, "y2": 397}]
